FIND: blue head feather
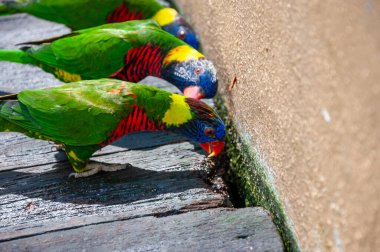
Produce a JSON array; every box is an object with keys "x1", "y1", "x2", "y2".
[
  {"x1": 162, "y1": 58, "x2": 218, "y2": 99},
  {"x1": 172, "y1": 98, "x2": 225, "y2": 143},
  {"x1": 161, "y1": 16, "x2": 200, "y2": 50}
]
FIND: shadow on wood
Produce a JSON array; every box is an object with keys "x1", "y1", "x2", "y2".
[{"x1": 0, "y1": 164, "x2": 208, "y2": 206}]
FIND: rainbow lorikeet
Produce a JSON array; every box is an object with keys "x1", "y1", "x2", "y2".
[
  {"x1": 0, "y1": 79, "x2": 225, "y2": 178},
  {"x1": 0, "y1": 0, "x2": 200, "y2": 49},
  {"x1": 0, "y1": 20, "x2": 217, "y2": 99}
]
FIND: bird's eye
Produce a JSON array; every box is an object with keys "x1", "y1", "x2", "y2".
[
  {"x1": 178, "y1": 29, "x2": 187, "y2": 40},
  {"x1": 195, "y1": 67, "x2": 203, "y2": 75},
  {"x1": 204, "y1": 127, "x2": 215, "y2": 137}
]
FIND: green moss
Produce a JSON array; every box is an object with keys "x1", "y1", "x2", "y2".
[{"x1": 215, "y1": 95, "x2": 300, "y2": 252}]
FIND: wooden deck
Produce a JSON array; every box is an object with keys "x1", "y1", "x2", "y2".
[{"x1": 0, "y1": 14, "x2": 283, "y2": 251}]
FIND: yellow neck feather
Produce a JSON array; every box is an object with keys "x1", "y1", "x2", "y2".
[
  {"x1": 163, "y1": 45, "x2": 204, "y2": 66},
  {"x1": 162, "y1": 94, "x2": 192, "y2": 127},
  {"x1": 152, "y1": 8, "x2": 178, "y2": 27}
]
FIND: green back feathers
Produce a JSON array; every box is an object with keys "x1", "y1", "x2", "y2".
[
  {"x1": 74, "y1": 19, "x2": 160, "y2": 35},
  {"x1": 1, "y1": 0, "x2": 165, "y2": 30}
]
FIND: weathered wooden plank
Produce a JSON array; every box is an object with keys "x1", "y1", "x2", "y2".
[
  {"x1": 0, "y1": 141, "x2": 227, "y2": 232},
  {"x1": 0, "y1": 14, "x2": 70, "y2": 48},
  {"x1": 0, "y1": 132, "x2": 189, "y2": 171},
  {"x1": 0, "y1": 208, "x2": 284, "y2": 252}
]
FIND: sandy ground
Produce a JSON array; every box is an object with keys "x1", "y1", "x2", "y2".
[{"x1": 177, "y1": 0, "x2": 380, "y2": 251}]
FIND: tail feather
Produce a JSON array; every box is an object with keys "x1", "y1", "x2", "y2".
[
  {"x1": 0, "y1": 2, "x2": 9, "y2": 15},
  {"x1": 0, "y1": 1, "x2": 19, "y2": 16},
  {"x1": 0, "y1": 100, "x2": 45, "y2": 139},
  {"x1": 0, "y1": 100, "x2": 24, "y2": 133},
  {"x1": 0, "y1": 116, "x2": 20, "y2": 132},
  {"x1": 0, "y1": 49, "x2": 35, "y2": 64}
]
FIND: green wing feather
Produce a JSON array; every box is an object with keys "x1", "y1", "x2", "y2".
[
  {"x1": 28, "y1": 30, "x2": 131, "y2": 78},
  {"x1": 18, "y1": 20, "x2": 159, "y2": 45},
  {"x1": 1, "y1": 0, "x2": 164, "y2": 30},
  {"x1": 0, "y1": 80, "x2": 136, "y2": 145},
  {"x1": 74, "y1": 19, "x2": 160, "y2": 34}
]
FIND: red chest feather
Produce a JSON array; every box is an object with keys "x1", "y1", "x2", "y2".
[
  {"x1": 107, "y1": 3, "x2": 144, "y2": 23},
  {"x1": 109, "y1": 45, "x2": 164, "y2": 82},
  {"x1": 99, "y1": 106, "x2": 165, "y2": 147}
]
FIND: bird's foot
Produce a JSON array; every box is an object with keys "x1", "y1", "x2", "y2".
[
  {"x1": 51, "y1": 143, "x2": 64, "y2": 151},
  {"x1": 68, "y1": 162, "x2": 129, "y2": 178}
]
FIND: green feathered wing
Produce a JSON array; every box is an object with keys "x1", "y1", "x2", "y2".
[
  {"x1": 30, "y1": 30, "x2": 131, "y2": 80},
  {"x1": 0, "y1": 0, "x2": 163, "y2": 29},
  {"x1": 0, "y1": 81, "x2": 134, "y2": 145}
]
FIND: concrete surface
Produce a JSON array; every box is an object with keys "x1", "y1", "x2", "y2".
[{"x1": 177, "y1": 0, "x2": 380, "y2": 251}]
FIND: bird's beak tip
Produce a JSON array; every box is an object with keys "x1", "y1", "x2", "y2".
[
  {"x1": 184, "y1": 86, "x2": 204, "y2": 100},
  {"x1": 200, "y1": 140, "x2": 225, "y2": 158}
]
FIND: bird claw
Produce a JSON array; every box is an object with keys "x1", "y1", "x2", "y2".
[
  {"x1": 68, "y1": 162, "x2": 129, "y2": 178},
  {"x1": 51, "y1": 144, "x2": 64, "y2": 152},
  {"x1": 68, "y1": 172, "x2": 81, "y2": 179}
]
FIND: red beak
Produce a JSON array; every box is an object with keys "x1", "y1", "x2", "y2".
[
  {"x1": 183, "y1": 86, "x2": 204, "y2": 100},
  {"x1": 199, "y1": 141, "x2": 225, "y2": 158}
]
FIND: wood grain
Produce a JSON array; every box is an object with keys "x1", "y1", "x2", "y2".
[{"x1": 1, "y1": 208, "x2": 283, "y2": 251}]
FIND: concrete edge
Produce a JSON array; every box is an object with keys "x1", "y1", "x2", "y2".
[{"x1": 214, "y1": 95, "x2": 301, "y2": 252}]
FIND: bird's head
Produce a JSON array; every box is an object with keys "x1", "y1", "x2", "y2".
[
  {"x1": 162, "y1": 45, "x2": 218, "y2": 99},
  {"x1": 161, "y1": 94, "x2": 225, "y2": 157},
  {"x1": 152, "y1": 8, "x2": 200, "y2": 50}
]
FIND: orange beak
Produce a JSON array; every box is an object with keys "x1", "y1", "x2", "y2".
[
  {"x1": 199, "y1": 141, "x2": 225, "y2": 158},
  {"x1": 183, "y1": 86, "x2": 204, "y2": 100}
]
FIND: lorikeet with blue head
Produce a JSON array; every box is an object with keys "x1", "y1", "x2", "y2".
[
  {"x1": 0, "y1": 20, "x2": 217, "y2": 99},
  {"x1": 0, "y1": 0, "x2": 200, "y2": 49},
  {"x1": 0, "y1": 79, "x2": 225, "y2": 178}
]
